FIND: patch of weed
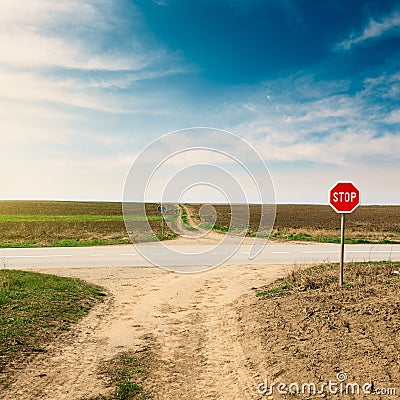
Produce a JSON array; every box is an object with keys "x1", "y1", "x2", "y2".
[
  {"x1": 256, "y1": 282, "x2": 299, "y2": 297},
  {"x1": 84, "y1": 350, "x2": 153, "y2": 400}
]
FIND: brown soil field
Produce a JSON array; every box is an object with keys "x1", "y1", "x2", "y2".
[
  {"x1": 0, "y1": 201, "x2": 398, "y2": 247},
  {"x1": 0, "y1": 201, "x2": 124, "y2": 216},
  {"x1": 187, "y1": 204, "x2": 400, "y2": 244},
  {"x1": 0, "y1": 201, "x2": 176, "y2": 247}
]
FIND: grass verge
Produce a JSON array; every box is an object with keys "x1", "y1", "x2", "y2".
[
  {"x1": 256, "y1": 261, "x2": 400, "y2": 297},
  {"x1": 269, "y1": 229, "x2": 400, "y2": 244},
  {"x1": 0, "y1": 270, "x2": 106, "y2": 374},
  {"x1": 0, "y1": 238, "x2": 132, "y2": 248}
]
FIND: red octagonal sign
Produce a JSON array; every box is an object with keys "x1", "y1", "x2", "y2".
[{"x1": 329, "y1": 181, "x2": 360, "y2": 213}]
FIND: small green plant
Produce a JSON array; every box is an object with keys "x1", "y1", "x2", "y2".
[
  {"x1": 86, "y1": 350, "x2": 151, "y2": 400},
  {"x1": 116, "y1": 382, "x2": 142, "y2": 399},
  {"x1": 256, "y1": 282, "x2": 298, "y2": 297},
  {"x1": 211, "y1": 224, "x2": 230, "y2": 232},
  {"x1": 344, "y1": 283, "x2": 355, "y2": 289}
]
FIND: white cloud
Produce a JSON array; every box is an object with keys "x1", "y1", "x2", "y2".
[
  {"x1": 222, "y1": 73, "x2": 400, "y2": 168},
  {"x1": 385, "y1": 109, "x2": 400, "y2": 123},
  {"x1": 337, "y1": 11, "x2": 400, "y2": 50},
  {"x1": 0, "y1": 30, "x2": 154, "y2": 71},
  {"x1": 242, "y1": 124, "x2": 400, "y2": 169},
  {"x1": 284, "y1": 101, "x2": 354, "y2": 123},
  {"x1": 0, "y1": 66, "x2": 191, "y2": 115},
  {"x1": 0, "y1": 0, "x2": 188, "y2": 114},
  {"x1": 0, "y1": 69, "x2": 137, "y2": 113},
  {"x1": 0, "y1": 0, "x2": 151, "y2": 71}
]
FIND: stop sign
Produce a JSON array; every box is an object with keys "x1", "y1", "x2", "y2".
[{"x1": 329, "y1": 181, "x2": 360, "y2": 213}]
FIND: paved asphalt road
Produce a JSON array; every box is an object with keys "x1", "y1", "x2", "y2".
[{"x1": 1, "y1": 242, "x2": 399, "y2": 272}]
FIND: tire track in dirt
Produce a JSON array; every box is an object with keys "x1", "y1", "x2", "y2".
[
  {"x1": 1, "y1": 262, "x2": 286, "y2": 399},
  {"x1": 144, "y1": 265, "x2": 283, "y2": 399}
]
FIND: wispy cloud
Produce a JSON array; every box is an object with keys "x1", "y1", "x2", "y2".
[
  {"x1": 337, "y1": 11, "x2": 400, "y2": 50},
  {"x1": 385, "y1": 109, "x2": 400, "y2": 124},
  {"x1": 0, "y1": 1, "x2": 148, "y2": 71},
  {"x1": 220, "y1": 72, "x2": 400, "y2": 167},
  {"x1": 0, "y1": 0, "x2": 188, "y2": 114}
]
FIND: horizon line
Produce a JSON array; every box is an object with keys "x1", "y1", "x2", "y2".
[{"x1": 0, "y1": 199, "x2": 399, "y2": 207}]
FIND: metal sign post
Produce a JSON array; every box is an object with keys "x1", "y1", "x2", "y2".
[
  {"x1": 340, "y1": 213, "x2": 345, "y2": 287},
  {"x1": 157, "y1": 204, "x2": 167, "y2": 239},
  {"x1": 329, "y1": 182, "x2": 360, "y2": 288}
]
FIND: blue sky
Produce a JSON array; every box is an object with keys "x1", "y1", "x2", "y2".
[{"x1": 1, "y1": 0, "x2": 399, "y2": 204}]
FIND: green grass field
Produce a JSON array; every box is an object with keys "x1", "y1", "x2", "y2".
[
  {"x1": 0, "y1": 215, "x2": 161, "y2": 223},
  {"x1": 0, "y1": 270, "x2": 105, "y2": 374},
  {"x1": 0, "y1": 201, "x2": 175, "y2": 248}
]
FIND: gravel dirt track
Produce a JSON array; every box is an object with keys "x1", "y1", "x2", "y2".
[{"x1": 1, "y1": 259, "x2": 286, "y2": 400}]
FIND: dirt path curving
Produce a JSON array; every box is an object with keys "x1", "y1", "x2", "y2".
[{"x1": 1, "y1": 260, "x2": 288, "y2": 400}]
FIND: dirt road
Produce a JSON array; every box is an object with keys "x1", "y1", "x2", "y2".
[{"x1": 2, "y1": 261, "x2": 287, "y2": 399}]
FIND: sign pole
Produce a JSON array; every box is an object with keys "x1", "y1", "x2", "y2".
[
  {"x1": 158, "y1": 204, "x2": 166, "y2": 239},
  {"x1": 340, "y1": 213, "x2": 345, "y2": 287},
  {"x1": 329, "y1": 181, "x2": 360, "y2": 288}
]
